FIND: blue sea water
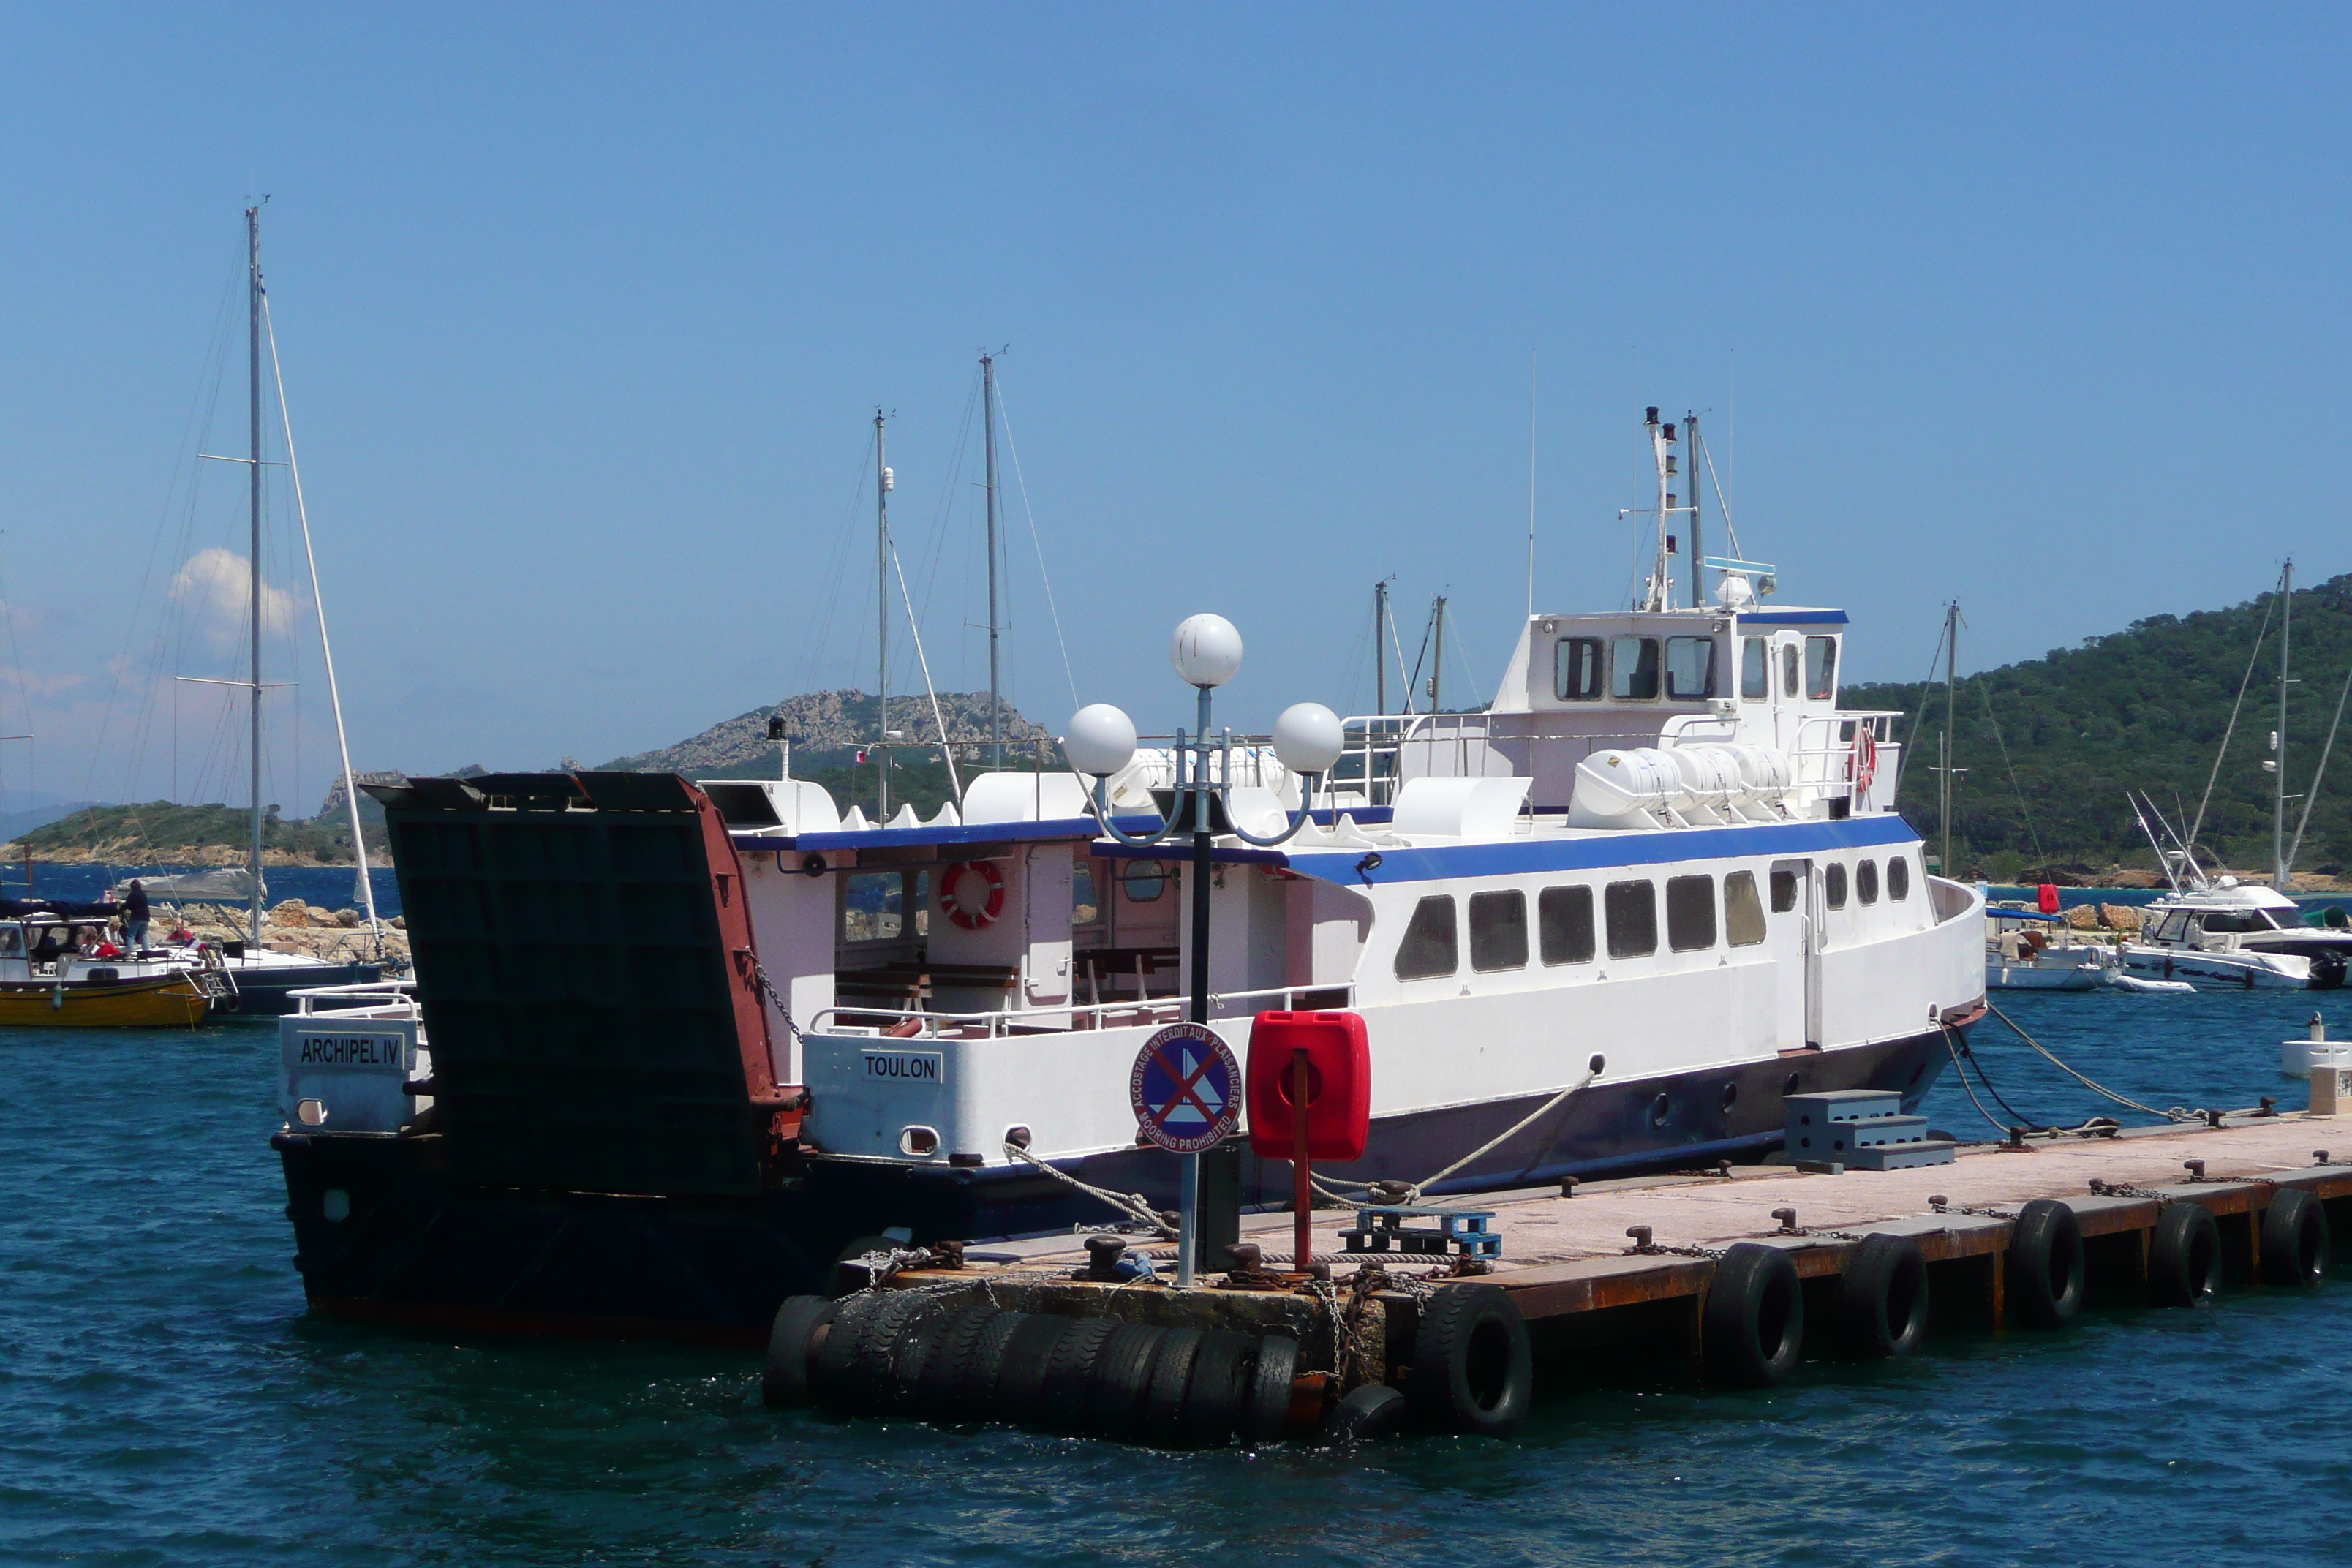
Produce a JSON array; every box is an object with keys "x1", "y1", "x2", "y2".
[
  {"x1": 4, "y1": 984, "x2": 2352, "y2": 1564},
  {"x1": 0, "y1": 862, "x2": 402, "y2": 919}
]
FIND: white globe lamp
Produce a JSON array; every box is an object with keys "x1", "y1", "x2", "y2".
[
  {"x1": 1062, "y1": 704, "x2": 1138, "y2": 777},
  {"x1": 1271, "y1": 702, "x2": 1345, "y2": 775},
  {"x1": 1169, "y1": 614, "x2": 1244, "y2": 689}
]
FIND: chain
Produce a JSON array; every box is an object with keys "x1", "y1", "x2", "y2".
[
  {"x1": 2086, "y1": 1178, "x2": 2174, "y2": 1207},
  {"x1": 1928, "y1": 1197, "x2": 2015, "y2": 1219},
  {"x1": 736, "y1": 947, "x2": 804, "y2": 1041}
]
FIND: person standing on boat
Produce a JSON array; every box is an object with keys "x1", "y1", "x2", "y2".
[{"x1": 122, "y1": 881, "x2": 149, "y2": 954}]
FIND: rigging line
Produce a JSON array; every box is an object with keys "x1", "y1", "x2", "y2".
[
  {"x1": 2287, "y1": 639, "x2": 2352, "y2": 878},
  {"x1": 1403, "y1": 600, "x2": 1436, "y2": 712},
  {"x1": 1388, "y1": 598, "x2": 1417, "y2": 716},
  {"x1": 1891, "y1": 614, "x2": 1948, "y2": 800},
  {"x1": 987, "y1": 381, "x2": 1080, "y2": 714},
  {"x1": 2186, "y1": 586, "x2": 2277, "y2": 861},
  {"x1": 793, "y1": 437, "x2": 876, "y2": 699},
  {"x1": 1975, "y1": 676, "x2": 2046, "y2": 871},
  {"x1": 1696, "y1": 431, "x2": 1745, "y2": 562},
  {"x1": 0, "y1": 540, "x2": 37, "y2": 807},
  {"x1": 910, "y1": 366, "x2": 981, "y2": 640},
  {"x1": 888, "y1": 541, "x2": 962, "y2": 805},
  {"x1": 264, "y1": 292, "x2": 380, "y2": 938},
  {"x1": 93, "y1": 244, "x2": 244, "y2": 804}
]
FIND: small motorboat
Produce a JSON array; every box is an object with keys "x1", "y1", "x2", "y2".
[
  {"x1": 2119, "y1": 879, "x2": 2345, "y2": 991},
  {"x1": 1985, "y1": 906, "x2": 2120, "y2": 991},
  {"x1": 0, "y1": 911, "x2": 227, "y2": 1026}
]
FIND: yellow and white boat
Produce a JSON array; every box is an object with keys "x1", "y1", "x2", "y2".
[{"x1": 0, "y1": 969, "x2": 219, "y2": 1028}]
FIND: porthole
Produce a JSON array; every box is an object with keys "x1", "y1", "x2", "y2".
[
  {"x1": 1588, "y1": 1053, "x2": 1607, "y2": 1077},
  {"x1": 1649, "y1": 1093, "x2": 1671, "y2": 1128},
  {"x1": 1782, "y1": 1072, "x2": 1801, "y2": 1097},
  {"x1": 1721, "y1": 1082, "x2": 1738, "y2": 1115},
  {"x1": 898, "y1": 1125, "x2": 941, "y2": 1157}
]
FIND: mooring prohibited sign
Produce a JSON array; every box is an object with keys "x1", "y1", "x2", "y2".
[{"x1": 1129, "y1": 1022, "x2": 1242, "y2": 1153}]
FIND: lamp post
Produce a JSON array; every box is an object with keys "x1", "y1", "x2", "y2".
[{"x1": 1063, "y1": 614, "x2": 1347, "y2": 1285}]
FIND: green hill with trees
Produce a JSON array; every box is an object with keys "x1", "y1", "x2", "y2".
[{"x1": 1846, "y1": 572, "x2": 2352, "y2": 883}]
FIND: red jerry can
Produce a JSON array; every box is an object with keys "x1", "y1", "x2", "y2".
[
  {"x1": 2038, "y1": 883, "x2": 2060, "y2": 916},
  {"x1": 1246, "y1": 1010, "x2": 1371, "y2": 1162}
]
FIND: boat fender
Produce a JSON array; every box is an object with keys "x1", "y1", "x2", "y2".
[
  {"x1": 2148, "y1": 1202, "x2": 2223, "y2": 1307},
  {"x1": 1848, "y1": 728, "x2": 1879, "y2": 796},
  {"x1": 941, "y1": 859, "x2": 1006, "y2": 930},
  {"x1": 2006, "y1": 1198, "x2": 2086, "y2": 1327},
  {"x1": 1082, "y1": 1322, "x2": 1166, "y2": 1438},
  {"x1": 1175, "y1": 1330, "x2": 1255, "y2": 1447},
  {"x1": 1407, "y1": 1282, "x2": 1533, "y2": 1433},
  {"x1": 761, "y1": 1294, "x2": 839, "y2": 1408},
  {"x1": 1138, "y1": 1327, "x2": 1205, "y2": 1439},
  {"x1": 841, "y1": 1291, "x2": 952, "y2": 1408},
  {"x1": 1328, "y1": 1382, "x2": 1409, "y2": 1442},
  {"x1": 2261, "y1": 1188, "x2": 2330, "y2": 1289},
  {"x1": 913, "y1": 1305, "x2": 1006, "y2": 1417},
  {"x1": 1036, "y1": 1316, "x2": 1120, "y2": 1431},
  {"x1": 1700, "y1": 1243, "x2": 1804, "y2": 1387},
  {"x1": 1833, "y1": 1234, "x2": 1931, "y2": 1358},
  {"x1": 1240, "y1": 1334, "x2": 1300, "y2": 1445}
]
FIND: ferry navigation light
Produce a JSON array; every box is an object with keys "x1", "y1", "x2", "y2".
[
  {"x1": 1063, "y1": 704, "x2": 1139, "y2": 777},
  {"x1": 1273, "y1": 703, "x2": 1345, "y2": 775},
  {"x1": 1171, "y1": 613, "x2": 1244, "y2": 689}
]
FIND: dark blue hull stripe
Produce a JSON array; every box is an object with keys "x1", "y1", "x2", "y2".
[{"x1": 1287, "y1": 812, "x2": 1920, "y2": 885}]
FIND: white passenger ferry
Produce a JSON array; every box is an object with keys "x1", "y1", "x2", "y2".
[{"x1": 273, "y1": 409, "x2": 1987, "y2": 1326}]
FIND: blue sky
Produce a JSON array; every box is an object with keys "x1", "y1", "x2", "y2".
[{"x1": 1, "y1": 6, "x2": 2347, "y2": 811}]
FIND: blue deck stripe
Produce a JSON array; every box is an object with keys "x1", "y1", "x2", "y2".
[{"x1": 1286, "y1": 813, "x2": 1919, "y2": 884}]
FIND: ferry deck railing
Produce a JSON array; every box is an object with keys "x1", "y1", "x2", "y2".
[
  {"x1": 287, "y1": 978, "x2": 421, "y2": 1021},
  {"x1": 808, "y1": 979, "x2": 1357, "y2": 1039}
]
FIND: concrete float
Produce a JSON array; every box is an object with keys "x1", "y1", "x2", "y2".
[{"x1": 762, "y1": 1110, "x2": 2352, "y2": 1444}]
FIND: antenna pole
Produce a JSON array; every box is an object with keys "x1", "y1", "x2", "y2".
[
  {"x1": 1373, "y1": 580, "x2": 1388, "y2": 717},
  {"x1": 1685, "y1": 413, "x2": 1703, "y2": 608},
  {"x1": 2277, "y1": 559, "x2": 2293, "y2": 888},
  {"x1": 875, "y1": 409, "x2": 890, "y2": 821},
  {"x1": 1526, "y1": 351, "x2": 1537, "y2": 619},
  {"x1": 1429, "y1": 595, "x2": 1447, "y2": 714},
  {"x1": 246, "y1": 205, "x2": 265, "y2": 947},
  {"x1": 982, "y1": 353, "x2": 1003, "y2": 772}
]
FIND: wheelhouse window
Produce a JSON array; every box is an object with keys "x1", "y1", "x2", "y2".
[
  {"x1": 1665, "y1": 637, "x2": 1717, "y2": 700},
  {"x1": 1887, "y1": 856, "x2": 1910, "y2": 902},
  {"x1": 843, "y1": 870, "x2": 908, "y2": 943},
  {"x1": 1605, "y1": 880, "x2": 1657, "y2": 958},
  {"x1": 2201, "y1": 911, "x2": 2277, "y2": 934},
  {"x1": 1856, "y1": 859, "x2": 1880, "y2": 905},
  {"x1": 1725, "y1": 872, "x2": 1768, "y2": 946},
  {"x1": 1611, "y1": 636, "x2": 1661, "y2": 701},
  {"x1": 1539, "y1": 886, "x2": 1596, "y2": 965},
  {"x1": 1741, "y1": 637, "x2": 1768, "y2": 700},
  {"x1": 1469, "y1": 890, "x2": 1529, "y2": 971},
  {"x1": 1781, "y1": 641, "x2": 1801, "y2": 698},
  {"x1": 1554, "y1": 638, "x2": 1605, "y2": 701},
  {"x1": 1805, "y1": 636, "x2": 1838, "y2": 700},
  {"x1": 1122, "y1": 862, "x2": 1168, "y2": 902},
  {"x1": 1394, "y1": 895, "x2": 1459, "y2": 980},
  {"x1": 1770, "y1": 867, "x2": 1798, "y2": 913},
  {"x1": 1665, "y1": 875, "x2": 1717, "y2": 951},
  {"x1": 2153, "y1": 911, "x2": 2190, "y2": 942},
  {"x1": 1824, "y1": 863, "x2": 1848, "y2": 910}
]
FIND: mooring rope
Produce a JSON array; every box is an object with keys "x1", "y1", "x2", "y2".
[
  {"x1": 1981, "y1": 999, "x2": 2207, "y2": 1124},
  {"x1": 1001, "y1": 1139, "x2": 1176, "y2": 1238}
]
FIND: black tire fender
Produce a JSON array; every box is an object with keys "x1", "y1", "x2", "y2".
[
  {"x1": 843, "y1": 1292, "x2": 943, "y2": 1408},
  {"x1": 1241, "y1": 1335, "x2": 1300, "y2": 1446},
  {"x1": 809, "y1": 1290, "x2": 891, "y2": 1401},
  {"x1": 1177, "y1": 1330, "x2": 1254, "y2": 1447},
  {"x1": 915, "y1": 1306, "x2": 1001, "y2": 1417},
  {"x1": 1329, "y1": 1382, "x2": 1409, "y2": 1442},
  {"x1": 957, "y1": 1309, "x2": 1028, "y2": 1420},
  {"x1": 1701, "y1": 1243, "x2": 1804, "y2": 1388},
  {"x1": 2006, "y1": 1198, "x2": 2086, "y2": 1328},
  {"x1": 761, "y1": 1295, "x2": 837, "y2": 1409},
  {"x1": 2149, "y1": 1202, "x2": 2223, "y2": 1306},
  {"x1": 992, "y1": 1313, "x2": 1074, "y2": 1424},
  {"x1": 1139, "y1": 1327, "x2": 1204, "y2": 1442},
  {"x1": 1082, "y1": 1322, "x2": 1165, "y2": 1438},
  {"x1": 1408, "y1": 1282, "x2": 1534, "y2": 1435},
  {"x1": 1036, "y1": 1316, "x2": 1119, "y2": 1431},
  {"x1": 2261, "y1": 1188, "x2": 2331, "y2": 1288},
  {"x1": 1835, "y1": 1234, "x2": 1931, "y2": 1359}
]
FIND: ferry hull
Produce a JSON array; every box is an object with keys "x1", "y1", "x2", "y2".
[
  {"x1": 0, "y1": 972, "x2": 212, "y2": 1028},
  {"x1": 272, "y1": 1022, "x2": 1956, "y2": 1343}
]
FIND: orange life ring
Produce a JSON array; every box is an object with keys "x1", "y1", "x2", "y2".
[
  {"x1": 941, "y1": 859, "x2": 1006, "y2": 930},
  {"x1": 1849, "y1": 728, "x2": 1880, "y2": 796}
]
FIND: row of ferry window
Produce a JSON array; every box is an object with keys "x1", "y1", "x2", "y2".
[
  {"x1": 1392, "y1": 854, "x2": 1911, "y2": 981},
  {"x1": 1554, "y1": 633, "x2": 1838, "y2": 704}
]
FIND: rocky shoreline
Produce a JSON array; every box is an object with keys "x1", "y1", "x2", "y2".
[
  {"x1": 0, "y1": 843, "x2": 378, "y2": 868},
  {"x1": 170, "y1": 898, "x2": 411, "y2": 963}
]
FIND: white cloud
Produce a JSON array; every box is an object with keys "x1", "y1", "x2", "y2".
[{"x1": 170, "y1": 547, "x2": 295, "y2": 650}]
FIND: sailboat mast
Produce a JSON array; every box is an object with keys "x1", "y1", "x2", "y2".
[
  {"x1": 1942, "y1": 601, "x2": 1959, "y2": 879},
  {"x1": 1430, "y1": 595, "x2": 1447, "y2": 713},
  {"x1": 875, "y1": 409, "x2": 891, "y2": 821},
  {"x1": 1373, "y1": 580, "x2": 1388, "y2": 717},
  {"x1": 981, "y1": 353, "x2": 1002, "y2": 772},
  {"x1": 2277, "y1": 559, "x2": 2293, "y2": 888},
  {"x1": 246, "y1": 206, "x2": 265, "y2": 947}
]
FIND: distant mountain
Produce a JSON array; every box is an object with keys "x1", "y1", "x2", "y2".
[
  {"x1": 314, "y1": 765, "x2": 488, "y2": 834},
  {"x1": 0, "y1": 800, "x2": 99, "y2": 845},
  {"x1": 597, "y1": 690, "x2": 1050, "y2": 777},
  {"x1": 3, "y1": 801, "x2": 380, "y2": 866}
]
